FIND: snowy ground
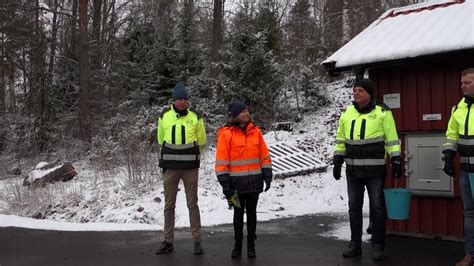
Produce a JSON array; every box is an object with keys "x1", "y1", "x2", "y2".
[{"x1": 0, "y1": 78, "x2": 371, "y2": 241}]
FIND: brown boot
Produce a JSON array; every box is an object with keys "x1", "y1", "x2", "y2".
[{"x1": 456, "y1": 255, "x2": 473, "y2": 266}]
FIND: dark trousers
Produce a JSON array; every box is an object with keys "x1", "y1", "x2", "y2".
[
  {"x1": 347, "y1": 175, "x2": 386, "y2": 247},
  {"x1": 233, "y1": 193, "x2": 259, "y2": 240}
]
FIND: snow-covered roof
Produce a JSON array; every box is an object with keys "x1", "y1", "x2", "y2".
[{"x1": 322, "y1": 0, "x2": 474, "y2": 71}]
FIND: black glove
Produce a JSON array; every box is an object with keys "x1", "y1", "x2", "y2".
[
  {"x1": 333, "y1": 155, "x2": 344, "y2": 180},
  {"x1": 444, "y1": 161, "x2": 455, "y2": 177},
  {"x1": 391, "y1": 156, "x2": 403, "y2": 179},
  {"x1": 264, "y1": 180, "x2": 271, "y2": 192},
  {"x1": 443, "y1": 150, "x2": 456, "y2": 177},
  {"x1": 223, "y1": 189, "x2": 232, "y2": 199}
]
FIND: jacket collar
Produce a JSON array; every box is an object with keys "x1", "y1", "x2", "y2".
[
  {"x1": 464, "y1": 96, "x2": 474, "y2": 105},
  {"x1": 227, "y1": 121, "x2": 257, "y2": 134},
  {"x1": 353, "y1": 99, "x2": 377, "y2": 114},
  {"x1": 172, "y1": 104, "x2": 189, "y2": 116}
]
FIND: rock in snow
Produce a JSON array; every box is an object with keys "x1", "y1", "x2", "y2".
[{"x1": 23, "y1": 161, "x2": 77, "y2": 187}]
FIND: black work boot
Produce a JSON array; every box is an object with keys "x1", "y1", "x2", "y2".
[
  {"x1": 156, "y1": 241, "x2": 174, "y2": 254},
  {"x1": 193, "y1": 240, "x2": 204, "y2": 255},
  {"x1": 372, "y1": 244, "x2": 385, "y2": 261},
  {"x1": 231, "y1": 238, "x2": 243, "y2": 258},
  {"x1": 247, "y1": 236, "x2": 256, "y2": 258},
  {"x1": 342, "y1": 241, "x2": 362, "y2": 258}
]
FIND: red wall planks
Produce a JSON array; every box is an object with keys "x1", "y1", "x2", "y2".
[
  {"x1": 389, "y1": 69, "x2": 403, "y2": 127},
  {"x1": 401, "y1": 70, "x2": 418, "y2": 131},
  {"x1": 371, "y1": 64, "x2": 465, "y2": 239},
  {"x1": 451, "y1": 199, "x2": 464, "y2": 238},
  {"x1": 417, "y1": 71, "x2": 432, "y2": 131},
  {"x1": 419, "y1": 198, "x2": 434, "y2": 234},
  {"x1": 445, "y1": 68, "x2": 462, "y2": 120},
  {"x1": 407, "y1": 199, "x2": 420, "y2": 233},
  {"x1": 377, "y1": 70, "x2": 391, "y2": 99},
  {"x1": 430, "y1": 68, "x2": 446, "y2": 130},
  {"x1": 433, "y1": 199, "x2": 449, "y2": 236}
]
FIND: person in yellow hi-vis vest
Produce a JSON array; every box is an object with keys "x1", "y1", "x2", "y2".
[
  {"x1": 333, "y1": 78, "x2": 402, "y2": 261},
  {"x1": 155, "y1": 83, "x2": 207, "y2": 255},
  {"x1": 443, "y1": 68, "x2": 474, "y2": 266}
]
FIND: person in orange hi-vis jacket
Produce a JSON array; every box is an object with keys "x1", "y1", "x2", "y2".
[{"x1": 215, "y1": 100, "x2": 273, "y2": 259}]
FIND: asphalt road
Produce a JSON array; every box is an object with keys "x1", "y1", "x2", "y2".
[{"x1": 0, "y1": 214, "x2": 464, "y2": 266}]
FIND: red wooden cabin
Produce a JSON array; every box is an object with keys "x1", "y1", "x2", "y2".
[{"x1": 323, "y1": 0, "x2": 474, "y2": 240}]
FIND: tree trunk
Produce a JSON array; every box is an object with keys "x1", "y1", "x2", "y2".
[
  {"x1": 101, "y1": 0, "x2": 108, "y2": 66},
  {"x1": 92, "y1": 0, "x2": 102, "y2": 67},
  {"x1": 108, "y1": 0, "x2": 116, "y2": 67},
  {"x1": 69, "y1": 0, "x2": 78, "y2": 58},
  {"x1": 48, "y1": 0, "x2": 58, "y2": 81},
  {"x1": 342, "y1": 0, "x2": 350, "y2": 43},
  {"x1": 79, "y1": 0, "x2": 91, "y2": 141},
  {"x1": 91, "y1": 0, "x2": 103, "y2": 116},
  {"x1": 321, "y1": 0, "x2": 343, "y2": 52},
  {"x1": 7, "y1": 69, "x2": 15, "y2": 113},
  {"x1": 0, "y1": 31, "x2": 5, "y2": 115},
  {"x1": 32, "y1": 0, "x2": 48, "y2": 151},
  {"x1": 209, "y1": 0, "x2": 224, "y2": 99},
  {"x1": 47, "y1": 0, "x2": 59, "y2": 123},
  {"x1": 0, "y1": 30, "x2": 5, "y2": 152}
]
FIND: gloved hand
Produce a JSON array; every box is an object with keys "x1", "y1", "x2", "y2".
[
  {"x1": 223, "y1": 189, "x2": 232, "y2": 199},
  {"x1": 333, "y1": 155, "x2": 344, "y2": 181},
  {"x1": 264, "y1": 180, "x2": 271, "y2": 192},
  {"x1": 444, "y1": 161, "x2": 455, "y2": 177},
  {"x1": 443, "y1": 150, "x2": 456, "y2": 177},
  {"x1": 391, "y1": 156, "x2": 403, "y2": 179}
]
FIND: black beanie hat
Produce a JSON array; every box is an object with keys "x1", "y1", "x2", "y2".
[
  {"x1": 172, "y1": 82, "x2": 189, "y2": 100},
  {"x1": 228, "y1": 101, "x2": 247, "y2": 118},
  {"x1": 353, "y1": 79, "x2": 374, "y2": 98}
]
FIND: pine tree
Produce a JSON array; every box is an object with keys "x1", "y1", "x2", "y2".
[
  {"x1": 175, "y1": 0, "x2": 204, "y2": 82},
  {"x1": 218, "y1": 3, "x2": 284, "y2": 127}
]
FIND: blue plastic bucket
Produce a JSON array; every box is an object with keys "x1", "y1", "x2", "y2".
[
  {"x1": 384, "y1": 188, "x2": 412, "y2": 220},
  {"x1": 469, "y1": 173, "x2": 474, "y2": 198}
]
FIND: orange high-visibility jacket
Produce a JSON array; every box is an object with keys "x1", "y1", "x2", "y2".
[{"x1": 215, "y1": 122, "x2": 272, "y2": 194}]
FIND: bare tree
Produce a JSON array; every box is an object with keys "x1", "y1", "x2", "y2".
[
  {"x1": 91, "y1": 0, "x2": 103, "y2": 68},
  {"x1": 79, "y1": 0, "x2": 91, "y2": 141},
  {"x1": 47, "y1": 0, "x2": 59, "y2": 100},
  {"x1": 320, "y1": 0, "x2": 343, "y2": 53},
  {"x1": 208, "y1": 0, "x2": 224, "y2": 98},
  {"x1": 0, "y1": 30, "x2": 5, "y2": 117},
  {"x1": 342, "y1": 0, "x2": 350, "y2": 43},
  {"x1": 69, "y1": 0, "x2": 78, "y2": 56},
  {"x1": 0, "y1": 20, "x2": 5, "y2": 152}
]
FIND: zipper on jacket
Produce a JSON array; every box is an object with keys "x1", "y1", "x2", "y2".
[
  {"x1": 360, "y1": 119, "x2": 366, "y2": 139},
  {"x1": 181, "y1": 125, "x2": 186, "y2": 144},
  {"x1": 172, "y1": 125, "x2": 176, "y2": 144},
  {"x1": 350, "y1": 120, "x2": 356, "y2": 140},
  {"x1": 465, "y1": 103, "x2": 472, "y2": 136}
]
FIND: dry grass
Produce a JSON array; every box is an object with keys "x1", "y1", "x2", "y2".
[{"x1": 1, "y1": 178, "x2": 83, "y2": 217}]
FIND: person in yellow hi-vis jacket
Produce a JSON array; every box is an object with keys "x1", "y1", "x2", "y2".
[
  {"x1": 443, "y1": 68, "x2": 474, "y2": 266},
  {"x1": 155, "y1": 82, "x2": 207, "y2": 255},
  {"x1": 333, "y1": 78, "x2": 402, "y2": 261}
]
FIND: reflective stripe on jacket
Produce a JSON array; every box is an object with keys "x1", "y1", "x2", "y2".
[
  {"x1": 157, "y1": 105, "x2": 207, "y2": 169},
  {"x1": 443, "y1": 98, "x2": 474, "y2": 171},
  {"x1": 215, "y1": 122, "x2": 272, "y2": 193},
  {"x1": 334, "y1": 102, "x2": 400, "y2": 178}
]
